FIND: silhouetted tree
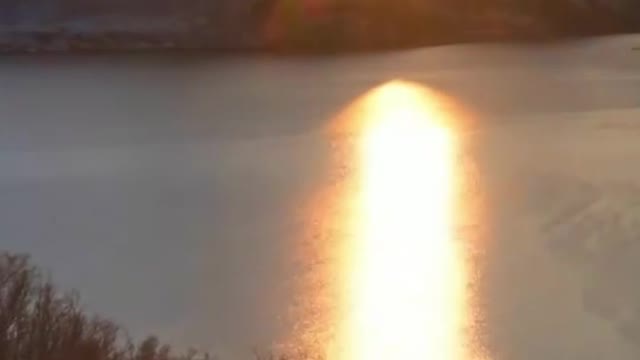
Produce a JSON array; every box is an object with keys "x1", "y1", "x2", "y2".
[{"x1": 0, "y1": 252, "x2": 201, "y2": 360}]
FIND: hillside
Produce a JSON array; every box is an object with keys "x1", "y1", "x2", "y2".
[{"x1": 0, "y1": 0, "x2": 638, "y2": 52}]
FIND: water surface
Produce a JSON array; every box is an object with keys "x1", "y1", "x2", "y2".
[{"x1": 2, "y1": 35, "x2": 640, "y2": 359}]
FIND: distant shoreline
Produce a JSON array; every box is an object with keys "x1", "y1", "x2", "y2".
[
  {"x1": 2, "y1": 30, "x2": 634, "y2": 56},
  {"x1": 2, "y1": 0, "x2": 639, "y2": 56}
]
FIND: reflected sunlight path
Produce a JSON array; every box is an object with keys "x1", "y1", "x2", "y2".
[{"x1": 331, "y1": 82, "x2": 468, "y2": 360}]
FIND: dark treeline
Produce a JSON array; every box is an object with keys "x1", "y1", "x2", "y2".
[
  {"x1": 0, "y1": 252, "x2": 205, "y2": 360},
  {"x1": 0, "y1": 0, "x2": 639, "y2": 52},
  {"x1": 255, "y1": 0, "x2": 640, "y2": 51}
]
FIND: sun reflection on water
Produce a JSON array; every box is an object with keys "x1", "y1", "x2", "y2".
[
  {"x1": 292, "y1": 81, "x2": 473, "y2": 360},
  {"x1": 333, "y1": 82, "x2": 467, "y2": 360}
]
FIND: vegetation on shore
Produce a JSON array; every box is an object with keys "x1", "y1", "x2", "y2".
[
  {"x1": 0, "y1": 0, "x2": 638, "y2": 53},
  {"x1": 0, "y1": 252, "x2": 208, "y2": 360},
  {"x1": 255, "y1": 0, "x2": 636, "y2": 52}
]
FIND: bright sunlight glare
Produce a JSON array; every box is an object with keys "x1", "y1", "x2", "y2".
[{"x1": 338, "y1": 82, "x2": 467, "y2": 360}]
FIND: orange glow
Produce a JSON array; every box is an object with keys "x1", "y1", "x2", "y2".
[{"x1": 334, "y1": 82, "x2": 467, "y2": 360}]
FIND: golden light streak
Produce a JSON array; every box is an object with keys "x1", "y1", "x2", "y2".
[{"x1": 336, "y1": 81, "x2": 467, "y2": 360}]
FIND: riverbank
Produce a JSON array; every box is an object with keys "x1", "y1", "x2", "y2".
[
  {"x1": 1, "y1": 0, "x2": 636, "y2": 55},
  {"x1": 1, "y1": 29, "x2": 635, "y2": 56}
]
